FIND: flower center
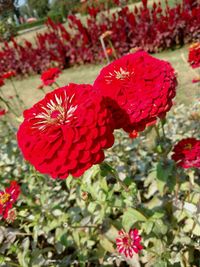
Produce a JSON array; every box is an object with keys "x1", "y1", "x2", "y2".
[
  {"x1": 106, "y1": 67, "x2": 133, "y2": 84},
  {"x1": 115, "y1": 68, "x2": 131, "y2": 80},
  {"x1": 122, "y1": 235, "x2": 132, "y2": 248},
  {"x1": 50, "y1": 110, "x2": 62, "y2": 119},
  {"x1": 33, "y1": 93, "x2": 78, "y2": 131},
  {"x1": 0, "y1": 192, "x2": 10, "y2": 205},
  {"x1": 184, "y1": 143, "x2": 193, "y2": 150}
]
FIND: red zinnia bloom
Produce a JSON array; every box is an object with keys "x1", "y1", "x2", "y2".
[
  {"x1": 172, "y1": 138, "x2": 200, "y2": 169},
  {"x1": 116, "y1": 228, "x2": 143, "y2": 258},
  {"x1": 93, "y1": 51, "x2": 177, "y2": 133},
  {"x1": 0, "y1": 181, "x2": 20, "y2": 220},
  {"x1": 188, "y1": 43, "x2": 200, "y2": 69},
  {"x1": 2, "y1": 71, "x2": 16, "y2": 80},
  {"x1": 17, "y1": 84, "x2": 114, "y2": 179},
  {"x1": 41, "y1": 67, "x2": 61, "y2": 86},
  {"x1": 0, "y1": 109, "x2": 7, "y2": 117}
]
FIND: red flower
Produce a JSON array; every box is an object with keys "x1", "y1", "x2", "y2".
[
  {"x1": 129, "y1": 130, "x2": 138, "y2": 139},
  {"x1": 188, "y1": 43, "x2": 200, "y2": 69},
  {"x1": 17, "y1": 84, "x2": 114, "y2": 179},
  {"x1": 172, "y1": 138, "x2": 200, "y2": 169},
  {"x1": 0, "y1": 109, "x2": 7, "y2": 117},
  {"x1": 116, "y1": 228, "x2": 143, "y2": 258},
  {"x1": 41, "y1": 68, "x2": 61, "y2": 86},
  {"x1": 93, "y1": 51, "x2": 177, "y2": 133},
  {"x1": 192, "y1": 77, "x2": 200, "y2": 83},
  {"x1": 2, "y1": 71, "x2": 16, "y2": 80},
  {"x1": 106, "y1": 48, "x2": 113, "y2": 56},
  {"x1": 0, "y1": 181, "x2": 20, "y2": 220}
]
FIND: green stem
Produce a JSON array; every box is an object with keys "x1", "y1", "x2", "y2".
[
  {"x1": 0, "y1": 95, "x2": 18, "y2": 116},
  {"x1": 54, "y1": 81, "x2": 60, "y2": 88},
  {"x1": 154, "y1": 125, "x2": 161, "y2": 140},
  {"x1": 10, "y1": 78, "x2": 26, "y2": 109},
  {"x1": 102, "y1": 162, "x2": 129, "y2": 192}
]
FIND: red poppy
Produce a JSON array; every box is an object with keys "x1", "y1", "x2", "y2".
[
  {"x1": 172, "y1": 138, "x2": 200, "y2": 169},
  {"x1": 17, "y1": 84, "x2": 115, "y2": 179},
  {"x1": 188, "y1": 43, "x2": 200, "y2": 69},
  {"x1": 41, "y1": 67, "x2": 61, "y2": 86},
  {"x1": 2, "y1": 71, "x2": 16, "y2": 80},
  {"x1": 116, "y1": 228, "x2": 143, "y2": 258},
  {"x1": 0, "y1": 181, "x2": 20, "y2": 220},
  {"x1": 93, "y1": 51, "x2": 177, "y2": 133}
]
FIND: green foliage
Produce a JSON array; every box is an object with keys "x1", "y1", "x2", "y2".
[
  {"x1": 0, "y1": 98, "x2": 200, "y2": 266},
  {"x1": 50, "y1": 0, "x2": 80, "y2": 17},
  {"x1": 0, "y1": 18, "x2": 16, "y2": 41},
  {"x1": 28, "y1": 0, "x2": 50, "y2": 18},
  {"x1": 16, "y1": 18, "x2": 46, "y2": 32}
]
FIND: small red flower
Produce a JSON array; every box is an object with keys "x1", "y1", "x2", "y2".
[
  {"x1": 192, "y1": 77, "x2": 200, "y2": 83},
  {"x1": 0, "y1": 181, "x2": 20, "y2": 220},
  {"x1": 116, "y1": 228, "x2": 143, "y2": 258},
  {"x1": 17, "y1": 84, "x2": 115, "y2": 179},
  {"x1": 2, "y1": 71, "x2": 16, "y2": 80},
  {"x1": 0, "y1": 109, "x2": 7, "y2": 117},
  {"x1": 94, "y1": 51, "x2": 177, "y2": 133},
  {"x1": 106, "y1": 48, "x2": 113, "y2": 56},
  {"x1": 41, "y1": 67, "x2": 61, "y2": 86},
  {"x1": 188, "y1": 43, "x2": 200, "y2": 69},
  {"x1": 172, "y1": 138, "x2": 200, "y2": 169},
  {"x1": 129, "y1": 130, "x2": 138, "y2": 139}
]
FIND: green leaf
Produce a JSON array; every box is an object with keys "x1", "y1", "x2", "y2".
[
  {"x1": 99, "y1": 236, "x2": 115, "y2": 253},
  {"x1": 122, "y1": 208, "x2": 147, "y2": 231}
]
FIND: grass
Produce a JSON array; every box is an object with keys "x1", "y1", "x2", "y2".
[{"x1": 2, "y1": 46, "x2": 199, "y2": 111}]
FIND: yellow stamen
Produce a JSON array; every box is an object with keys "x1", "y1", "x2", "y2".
[{"x1": 0, "y1": 193, "x2": 10, "y2": 205}]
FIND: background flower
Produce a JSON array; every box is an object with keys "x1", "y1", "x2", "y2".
[
  {"x1": 0, "y1": 181, "x2": 20, "y2": 220},
  {"x1": 17, "y1": 84, "x2": 115, "y2": 179},
  {"x1": 188, "y1": 43, "x2": 200, "y2": 69},
  {"x1": 172, "y1": 138, "x2": 200, "y2": 169},
  {"x1": 0, "y1": 109, "x2": 7, "y2": 117},
  {"x1": 116, "y1": 228, "x2": 143, "y2": 258},
  {"x1": 41, "y1": 67, "x2": 61, "y2": 86},
  {"x1": 2, "y1": 71, "x2": 16, "y2": 80}
]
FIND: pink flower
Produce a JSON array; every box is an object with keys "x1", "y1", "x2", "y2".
[{"x1": 116, "y1": 228, "x2": 143, "y2": 258}]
